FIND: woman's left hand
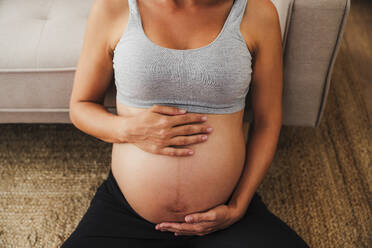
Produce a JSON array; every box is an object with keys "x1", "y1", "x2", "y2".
[{"x1": 155, "y1": 204, "x2": 242, "y2": 236}]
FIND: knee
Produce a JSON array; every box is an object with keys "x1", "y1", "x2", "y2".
[
  {"x1": 272, "y1": 230, "x2": 309, "y2": 248},
  {"x1": 59, "y1": 236, "x2": 108, "y2": 248},
  {"x1": 60, "y1": 237, "x2": 77, "y2": 248},
  {"x1": 262, "y1": 214, "x2": 310, "y2": 248}
]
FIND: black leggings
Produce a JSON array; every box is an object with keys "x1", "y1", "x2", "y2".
[{"x1": 61, "y1": 169, "x2": 310, "y2": 248}]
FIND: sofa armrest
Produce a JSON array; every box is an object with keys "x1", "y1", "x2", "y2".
[
  {"x1": 243, "y1": 0, "x2": 351, "y2": 127},
  {"x1": 282, "y1": 0, "x2": 351, "y2": 127}
]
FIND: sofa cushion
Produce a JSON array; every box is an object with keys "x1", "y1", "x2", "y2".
[{"x1": 0, "y1": 0, "x2": 93, "y2": 113}]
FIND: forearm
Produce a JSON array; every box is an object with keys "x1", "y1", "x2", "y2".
[
  {"x1": 69, "y1": 101, "x2": 130, "y2": 144},
  {"x1": 228, "y1": 122, "x2": 282, "y2": 216}
]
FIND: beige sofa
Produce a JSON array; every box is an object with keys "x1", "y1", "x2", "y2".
[{"x1": 0, "y1": 0, "x2": 350, "y2": 128}]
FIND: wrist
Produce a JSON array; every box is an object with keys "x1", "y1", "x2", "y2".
[
  {"x1": 115, "y1": 115, "x2": 132, "y2": 144},
  {"x1": 228, "y1": 203, "x2": 246, "y2": 221}
]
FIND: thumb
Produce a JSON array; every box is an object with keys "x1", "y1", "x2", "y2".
[{"x1": 185, "y1": 210, "x2": 216, "y2": 223}]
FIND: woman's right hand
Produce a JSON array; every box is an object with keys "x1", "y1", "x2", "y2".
[{"x1": 124, "y1": 104, "x2": 213, "y2": 156}]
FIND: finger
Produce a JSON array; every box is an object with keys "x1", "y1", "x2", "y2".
[
  {"x1": 151, "y1": 104, "x2": 187, "y2": 115},
  {"x1": 161, "y1": 147, "x2": 193, "y2": 157},
  {"x1": 159, "y1": 225, "x2": 186, "y2": 233},
  {"x1": 160, "y1": 227, "x2": 178, "y2": 233},
  {"x1": 170, "y1": 113, "x2": 207, "y2": 127},
  {"x1": 185, "y1": 211, "x2": 218, "y2": 223},
  {"x1": 161, "y1": 227, "x2": 200, "y2": 235},
  {"x1": 184, "y1": 227, "x2": 215, "y2": 235},
  {"x1": 171, "y1": 123, "x2": 211, "y2": 137},
  {"x1": 168, "y1": 134, "x2": 207, "y2": 147},
  {"x1": 160, "y1": 222, "x2": 215, "y2": 233},
  {"x1": 174, "y1": 226, "x2": 216, "y2": 236},
  {"x1": 196, "y1": 231, "x2": 212, "y2": 237}
]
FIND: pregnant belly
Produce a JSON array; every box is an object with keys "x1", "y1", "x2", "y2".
[{"x1": 111, "y1": 113, "x2": 247, "y2": 224}]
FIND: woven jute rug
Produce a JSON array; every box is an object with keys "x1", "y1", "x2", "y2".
[{"x1": 1, "y1": 13, "x2": 371, "y2": 248}]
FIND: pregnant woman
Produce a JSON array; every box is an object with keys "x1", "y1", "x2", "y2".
[{"x1": 61, "y1": 0, "x2": 310, "y2": 247}]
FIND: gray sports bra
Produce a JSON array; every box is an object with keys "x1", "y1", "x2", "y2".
[{"x1": 113, "y1": 0, "x2": 252, "y2": 114}]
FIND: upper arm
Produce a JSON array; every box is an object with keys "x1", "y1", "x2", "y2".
[
  {"x1": 69, "y1": 0, "x2": 120, "y2": 106},
  {"x1": 249, "y1": 0, "x2": 283, "y2": 126}
]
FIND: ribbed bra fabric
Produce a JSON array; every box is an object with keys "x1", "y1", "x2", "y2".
[{"x1": 113, "y1": 0, "x2": 252, "y2": 114}]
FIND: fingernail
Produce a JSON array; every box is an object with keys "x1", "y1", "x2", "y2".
[
  {"x1": 179, "y1": 109, "x2": 186, "y2": 113},
  {"x1": 188, "y1": 150, "x2": 194, "y2": 155},
  {"x1": 206, "y1": 127, "x2": 213, "y2": 132},
  {"x1": 201, "y1": 116, "x2": 207, "y2": 121}
]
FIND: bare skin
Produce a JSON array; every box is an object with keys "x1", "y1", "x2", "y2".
[{"x1": 69, "y1": 0, "x2": 283, "y2": 228}]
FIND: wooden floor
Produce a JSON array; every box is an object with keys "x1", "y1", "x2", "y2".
[{"x1": 343, "y1": 0, "x2": 372, "y2": 125}]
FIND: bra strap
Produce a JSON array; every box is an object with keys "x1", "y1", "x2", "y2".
[
  {"x1": 226, "y1": 0, "x2": 248, "y2": 34},
  {"x1": 127, "y1": 0, "x2": 141, "y2": 30},
  {"x1": 128, "y1": 0, "x2": 248, "y2": 39}
]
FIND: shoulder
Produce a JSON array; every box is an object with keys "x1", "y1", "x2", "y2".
[
  {"x1": 85, "y1": 0, "x2": 125, "y2": 33},
  {"x1": 86, "y1": 0, "x2": 129, "y2": 54},
  {"x1": 246, "y1": 0, "x2": 279, "y2": 24},
  {"x1": 89, "y1": 0, "x2": 127, "y2": 20},
  {"x1": 243, "y1": 0, "x2": 281, "y2": 54}
]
